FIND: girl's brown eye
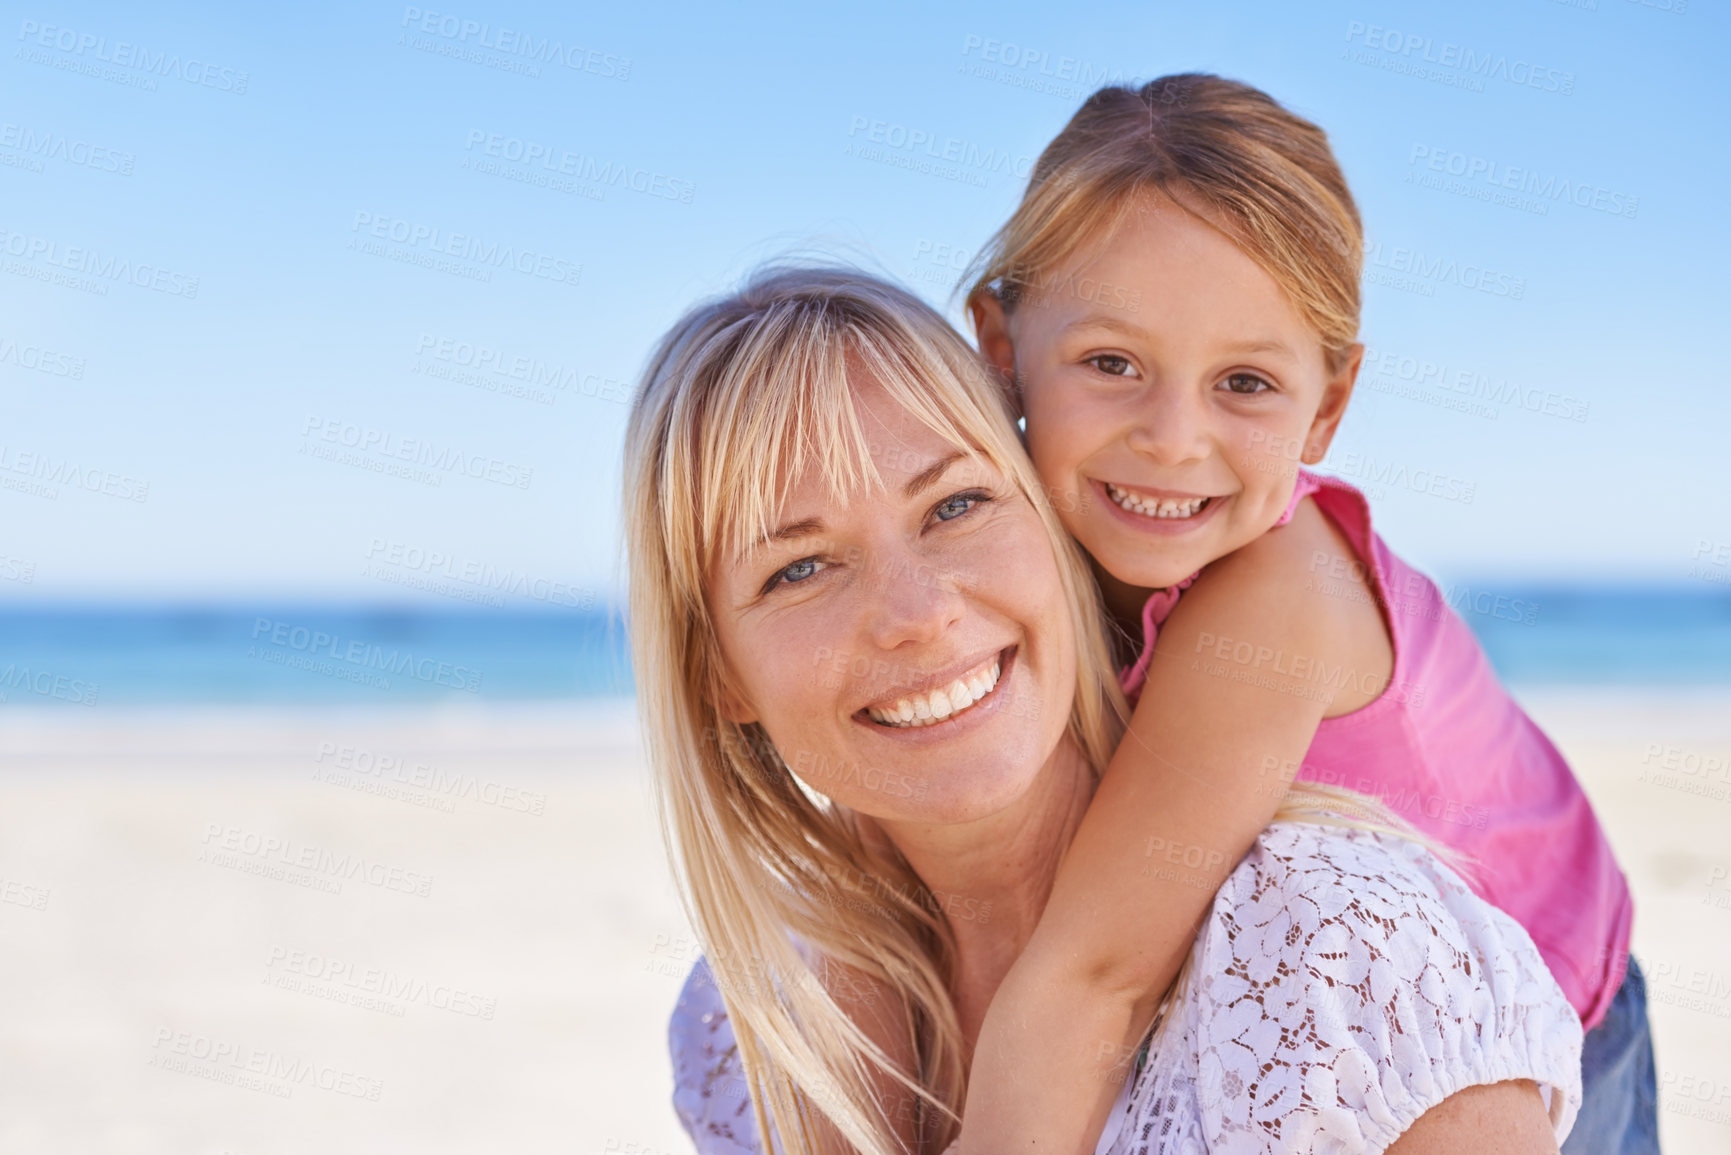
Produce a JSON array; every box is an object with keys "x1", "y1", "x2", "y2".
[
  {"x1": 1223, "y1": 373, "x2": 1272, "y2": 394},
  {"x1": 1089, "y1": 354, "x2": 1132, "y2": 376}
]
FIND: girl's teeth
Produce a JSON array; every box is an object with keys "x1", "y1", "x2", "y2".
[
  {"x1": 1105, "y1": 483, "x2": 1210, "y2": 520},
  {"x1": 866, "y1": 659, "x2": 1002, "y2": 728}
]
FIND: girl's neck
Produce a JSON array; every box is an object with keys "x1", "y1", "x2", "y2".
[{"x1": 1090, "y1": 556, "x2": 1156, "y2": 658}]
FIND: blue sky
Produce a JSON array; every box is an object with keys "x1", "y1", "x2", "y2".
[{"x1": 1, "y1": 0, "x2": 1725, "y2": 606}]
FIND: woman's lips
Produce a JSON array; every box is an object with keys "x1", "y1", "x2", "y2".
[
  {"x1": 854, "y1": 647, "x2": 1017, "y2": 734},
  {"x1": 864, "y1": 651, "x2": 1003, "y2": 728}
]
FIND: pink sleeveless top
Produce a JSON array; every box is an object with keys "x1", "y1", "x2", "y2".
[{"x1": 1118, "y1": 469, "x2": 1632, "y2": 1030}]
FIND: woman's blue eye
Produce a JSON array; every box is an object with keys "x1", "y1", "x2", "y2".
[
  {"x1": 779, "y1": 558, "x2": 819, "y2": 584},
  {"x1": 1223, "y1": 373, "x2": 1273, "y2": 394},
  {"x1": 935, "y1": 494, "x2": 977, "y2": 521}
]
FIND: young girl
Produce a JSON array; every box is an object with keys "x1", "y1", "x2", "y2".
[{"x1": 953, "y1": 75, "x2": 1653, "y2": 1153}]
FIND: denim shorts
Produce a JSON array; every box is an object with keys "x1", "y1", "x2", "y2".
[{"x1": 1561, "y1": 955, "x2": 1660, "y2": 1155}]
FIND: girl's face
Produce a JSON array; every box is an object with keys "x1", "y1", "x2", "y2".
[
  {"x1": 706, "y1": 370, "x2": 1080, "y2": 829},
  {"x1": 974, "y1": 191, "x2": 1362, "y2": 594}
]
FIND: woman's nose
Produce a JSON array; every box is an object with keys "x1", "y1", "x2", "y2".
[
  {"x1": 860, "y1": 544, "x2": 966, "y2": 653},
  {"x1": 1125, "y1": 387, "x2": 1211, "y2": 468}
]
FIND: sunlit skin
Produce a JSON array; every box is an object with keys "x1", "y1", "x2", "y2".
[
  {"x1": 705, "y1": 369, "x2": 1097, "y2": 1051},
  {"x1": 699, "y1": 326, "x2": 1554, "y2": 1155},
  {"x1": 973, "y1": 188, "x2": 1365, "y2": 632},
  {"x1": 948, "y1": 188, "x2": 1556, "y2": 1155}
]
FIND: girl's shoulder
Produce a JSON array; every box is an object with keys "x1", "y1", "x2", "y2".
[
  {"x1": 1175, "y1": 488, "x2": 1391, "y2": 716},
  {"x1": 1110, "y1": 821, "x2": 1583, "y2": 1154}
]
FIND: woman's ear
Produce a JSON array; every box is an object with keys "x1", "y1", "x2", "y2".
[
  {"x1": 968, "y1": 292, "x2": 1023, "y2": 420},
  {"x1": 1302, "y1": 342, "x2": 1364, "y2": 465}
]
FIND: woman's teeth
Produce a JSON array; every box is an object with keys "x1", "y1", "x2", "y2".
[
  {"x1": 866, "y1": 658, "x2": 1002, "y2": 728},
  {"x1": 1105, "y1": 482, "x2": 1211, "y2": 520}
]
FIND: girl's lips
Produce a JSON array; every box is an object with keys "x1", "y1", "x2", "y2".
[
  {"x1": 851, "y1": 646, "x2": 1018, "y2": 744},
  {"x1": 1091, "y1": 477, "x2": 1228, "y2": 536}
]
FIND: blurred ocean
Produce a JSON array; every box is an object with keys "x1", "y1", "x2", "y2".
[
  {"x1": 0, "y1": 586, "x2": 1728, "y2": 709},
  {"x1": 0, "y1": 606, "x2": 633, "y2": 707}
]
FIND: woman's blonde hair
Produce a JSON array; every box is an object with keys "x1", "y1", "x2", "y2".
[
  {"x1": 966, "y1": 73, "x2": 1363, "y2": 372},
  {"x1": 625, "y1": 265, "x2": 1419, "y2": 1153},
  {"x1": 624, "y1": 265, "x2": 1128, "y2": 1154}
]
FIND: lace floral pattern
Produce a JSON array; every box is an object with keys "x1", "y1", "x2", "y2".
[
  {"x1": 1103, "y1": 823, "x2": 1582, "y2": 1154},
  {"x1": 669, "y1": 824, "x2": 1583, "y2": 1155}
]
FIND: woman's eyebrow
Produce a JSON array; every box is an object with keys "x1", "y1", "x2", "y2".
[
  {"x1": 761, "y1": 517, "x2": 825, "y2": 546},
  {"x1": 902, "y1": 450, "x2": 966, "y2": 499},
  {"x1": 742, "y1": 451, "x2": 969, "y2": 558}
]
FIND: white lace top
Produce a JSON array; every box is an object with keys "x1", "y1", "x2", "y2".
[{"x1": 667, "y1": 823, "x2": 1583, "y2": 1154}]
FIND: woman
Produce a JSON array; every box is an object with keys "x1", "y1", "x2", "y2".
[{"x1": 623, "y1": 268, "x2": 1582, "y2": 1154}]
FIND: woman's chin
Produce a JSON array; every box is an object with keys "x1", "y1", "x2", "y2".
[{"x1": 867, "y1": 759, "x2": 1046, "y2": 829}]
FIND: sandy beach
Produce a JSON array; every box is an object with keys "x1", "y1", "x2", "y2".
[{"x1": 1, "y1": 688, "x2": 1728, "y2": 1154}]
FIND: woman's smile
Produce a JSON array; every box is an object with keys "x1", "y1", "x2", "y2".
[{"x1": 860, "y1": 644, "x2": 1015, "y2": 731}]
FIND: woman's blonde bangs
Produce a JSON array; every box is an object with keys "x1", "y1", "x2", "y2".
[{"x1": 680, "y1": 278, "x2": 1032, "y2": 579}]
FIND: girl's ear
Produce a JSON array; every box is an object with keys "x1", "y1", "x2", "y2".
[
  {"x1": 1302, "y1": 342, "x2": 1364, "y2": 464},
  {"x1": 968, "y1": 292, "x2": 1023, "y2": 420}
]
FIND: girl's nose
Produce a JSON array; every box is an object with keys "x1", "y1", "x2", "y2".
[{"x1": 1125, "y1": 387, "x2": 1212, "y2": 469}]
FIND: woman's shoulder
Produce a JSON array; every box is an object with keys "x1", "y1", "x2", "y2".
[
  {"x1": 668, "y1": 958, "x2": 764, "y2": 1154},
  {"x1": 1137, "y1": 820, "x2": 1584, "y2": 1153},
  {"x1": 1204, "y1": 821, "x2": 1579, "y2": 1032}
]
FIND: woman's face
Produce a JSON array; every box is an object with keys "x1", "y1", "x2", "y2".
[{"x1": 707, "y1": 370, "x2": 1079, "y2": 828}]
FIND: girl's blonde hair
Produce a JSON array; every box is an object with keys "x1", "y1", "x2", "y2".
[
  {"x1": 625, "y1": 266, "x2": 1417, "y2": 1154},
  {"x1": 966, "y1": 73, "x2": 1363, "y2": 372}
]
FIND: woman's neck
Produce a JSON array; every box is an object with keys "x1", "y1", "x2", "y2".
[{"x1": 873, "y1": 737, "x2": 1096, "y2": 1050}]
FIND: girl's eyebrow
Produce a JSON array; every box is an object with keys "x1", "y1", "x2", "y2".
[
  {"x1": 1062, "y1": 313, "x2": 1300, "y2": 364},
  {"x1": 1060, "y1": 313, "x2": 1148, "y2": 339},
  {"x1": 1218, "y1": 337, "x2": 1300, "y2": 364}
]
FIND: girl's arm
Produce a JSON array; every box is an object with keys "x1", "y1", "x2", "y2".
[{"x1": 955, "y1": 504, "x2": 1392, "y2": 1154}]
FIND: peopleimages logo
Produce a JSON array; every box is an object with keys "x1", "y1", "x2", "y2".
[
  {"x1": 350, "y1": 211, "x2": 581, "y2": 287},
  {"x1": 0, "y1": 226, "x2": 200, "y2": 297},
  {"x1": 463, "y1": 130, "x2": 693, "y2": 204},
  {"x1": 0, "y1": 122, "x2": 134, "y2": 174},
  {"x1": 16, "y1": 19, "x2": 250, "y2": 93},
  {"x1": 248, "y1": 617, "x2": 483, "y2": 693},
  {"x1": 398, "y1": 7, "x2": 630, "y2": 79},
  {"x1": 300, "y1": 415, "x2": 534, "y2": 490},
  {"x1": 1406, "y1": 145, "x2": 1638, "y2": 219},
  {"x1": 1344, "y1": 21, "x2": 1576, "y2": 95},
  {"x1": 845, "y1": 116, "x2": 1034, "y2": 185}
]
